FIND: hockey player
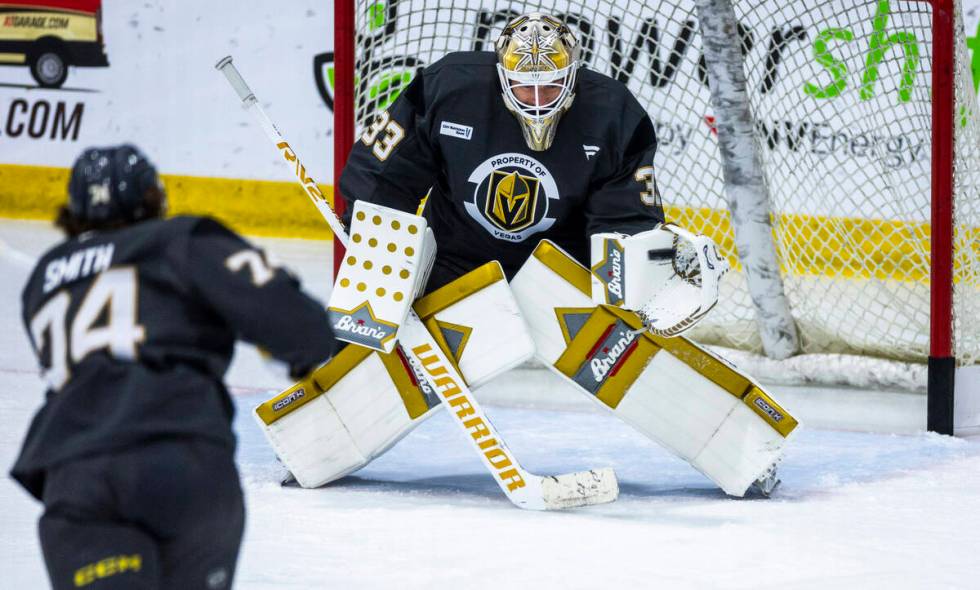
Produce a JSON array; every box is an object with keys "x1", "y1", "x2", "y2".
[
  {"x1": 11, "y1": 145, "x2": 338, "y2": 589},
  {"x1": 340, "y1": 12, "x2": 665, "y2": 290}
]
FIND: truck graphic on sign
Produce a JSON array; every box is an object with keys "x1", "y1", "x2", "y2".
[{"x1": 0, "y1": 0, "x2": 108, "y2": 88}]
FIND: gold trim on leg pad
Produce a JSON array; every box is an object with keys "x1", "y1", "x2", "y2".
[
  {"x1": 255, "y1": 343, "x2": 442, "y2": 425},
  {"x1": 413, "y1": 262, "x2": 506, "y2": 318},
  {"x1": 252, "y1": 345, "x2": 445, "y2": 489},
  {"x1": 744, "y1": 387, "x2": 798, "y2": 437},
  {"x1": 513, "y1": 239, "x2": 801, "y2": 495},
  {"x1": 531, "y1": 241, "x2": 592, "y2": 296},
  {"x1": 413, "y1": 260, "x2": 535, "y2": 389},
  {"x1": 377, "y1": 347, "x2": 442, "y2": 419},
  {"x1": 553, "y1": 306, "x2": 660, "y2": 410},
  {"x1": 555, "y1": 307, "x2": 598, "y2": 346},
  {"x1": 253, "y1": 345, "x2": 374, "y2": 426},
  {"x1": 599, "y1": 305, "x2": 755, "y2": 400},
  {"x1": 254, "y1": 376, "x2": 321, "y2": 426}
]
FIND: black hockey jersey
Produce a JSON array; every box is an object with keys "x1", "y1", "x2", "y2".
[
  {"x1": 340, "y1": 51, "x2": 664, "y2": 282},
  {"x1": 12, "y1": 216, "x2": 336, "y2": 499}
]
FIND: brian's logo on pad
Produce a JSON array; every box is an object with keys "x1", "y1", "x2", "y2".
[
  {"x1": 465, "y1": 153, "x2": 559, "y2": 243},
  {"x1": 328, "y1": 302, "x2": 398, "y2": 350},
  {"x1": 572, "y1": 320, "x2": 639, "y2": 394},
  {"x1": 591, "y1": 239, "x2": 625, "y2": 306}
]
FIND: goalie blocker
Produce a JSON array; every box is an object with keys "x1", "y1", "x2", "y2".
[{"x1": 327, "y1": 200, "x2": 436, "y2": 353}]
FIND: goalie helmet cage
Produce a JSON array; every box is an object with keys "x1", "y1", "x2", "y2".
[{"x1": 332, "y1": 0, "x2": 980, "y2": 436}]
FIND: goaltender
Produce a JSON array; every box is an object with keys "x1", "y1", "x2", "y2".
[{"x1": 258, "y1": 12, "x2": 795, "y2": 504}]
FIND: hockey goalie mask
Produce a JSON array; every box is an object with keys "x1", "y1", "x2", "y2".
[{"x1": 496, "y1": 13, "x2": 580, "y2": 151}]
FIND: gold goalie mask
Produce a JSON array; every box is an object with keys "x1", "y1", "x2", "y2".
[{"x1": 495, "y1": 13, "x2": 581, "y2": 151}]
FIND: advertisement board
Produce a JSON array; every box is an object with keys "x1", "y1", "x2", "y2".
[
  {"x1": 0, "y1": 0, "x2": 335, "y2": 236},
  {"x1": 1, "y1": 1, "x2": 979, "y2": 237}
]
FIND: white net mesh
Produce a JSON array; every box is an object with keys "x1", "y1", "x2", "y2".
[
  {"x1": 348, "y1": 0, "x2": 980, "y2": 376},
  {"x1": 952, "y1": 1, "x2": 980, "y2": 369}
]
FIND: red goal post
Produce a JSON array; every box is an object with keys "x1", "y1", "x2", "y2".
[
  {"x1": 332, "y1": 0, "x2": 979, "y2": 435},
  {"x1": 929, "y1": 0, "x2": 956, "y2": 434},
  {"x1": 333, "y1": 0, "x2": 355, "y2": 272}
]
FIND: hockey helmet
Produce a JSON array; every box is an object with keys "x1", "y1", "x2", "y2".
[
  {"x1": 495, "y1": 13, "x2": 581, "y2": 151},
  {"x1": 67, "y1": 144, "x2": 165, "y2": 225}
]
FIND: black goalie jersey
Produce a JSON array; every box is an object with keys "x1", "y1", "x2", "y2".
[
  {"x1": 340, "y1": 51, "x2": 665, "y2": 284},
  {"x1": 12, "y1": 216, "x2": 336, "y2": 499}
]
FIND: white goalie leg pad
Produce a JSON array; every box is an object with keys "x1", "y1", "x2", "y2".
[
  {"x1": 328, "y1": 201, "x2": 432, "y2": 353},
  {"x1": 413, "y1": 261, "x2": 536, "y2": 387},
  {"x1": 254, "y1": 345, "x2": 441, "y2": 488},
  {"x1": 514, "y1": 240, "x2": 798, "y2": 496},
  {"x1": 255, "y1": 262, "x2": 535, "y2": 488}
]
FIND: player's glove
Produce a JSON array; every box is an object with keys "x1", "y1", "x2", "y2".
[
  {"x1": 638, "y1": 224, "x2": 728, "y2": 336},
  {"x1": 590, "y1": 224, "x2": 729, "y2": 337}
]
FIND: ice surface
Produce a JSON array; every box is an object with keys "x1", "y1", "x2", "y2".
[{"x1": 2, "y1": 220, "x2": 979, "y2": 589}]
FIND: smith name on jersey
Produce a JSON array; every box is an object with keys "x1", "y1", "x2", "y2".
[
  {"x1": 340, "y1": 51, "x2": 665, "y2": 284},
  {"x1": 12, "y1": 216, "x2": 336, "y2": 499}
]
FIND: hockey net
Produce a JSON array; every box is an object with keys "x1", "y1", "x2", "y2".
[{"x1": 339, "y1": 0, "x2": 980, "y2": 391}]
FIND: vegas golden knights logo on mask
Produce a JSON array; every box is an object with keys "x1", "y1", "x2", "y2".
[{"x1": 485, "y1": 170, "x2": 540, "y2": 232}]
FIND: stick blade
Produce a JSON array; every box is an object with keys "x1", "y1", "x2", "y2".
[{"x1": 539, "y1": 468, "x2": 619, "y2": 510}]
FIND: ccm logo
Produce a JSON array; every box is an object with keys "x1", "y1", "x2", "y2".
[
  {"x1": 273, "y1": 388, "x2": 306, "y2": 412},
  {"x1": 753, "y1": 397, "x2": 783, "y2": 422}
]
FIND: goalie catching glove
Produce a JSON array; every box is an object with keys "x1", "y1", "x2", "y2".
[{"x1": 590, "y1": 224, "x2": 729, "y2": 337}]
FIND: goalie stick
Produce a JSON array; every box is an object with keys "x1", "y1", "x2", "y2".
[{"x1": 215, "y1": 56, "x2": 618, "y2": 510}]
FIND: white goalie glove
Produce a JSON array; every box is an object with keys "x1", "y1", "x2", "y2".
[{"x1": 590, "y1": 224, "x2": 729, "y2": 337}]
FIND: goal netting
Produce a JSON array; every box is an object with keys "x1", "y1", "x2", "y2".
[{"x1": 341, "y1": 0, "x2": 980, "y2": 390}]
